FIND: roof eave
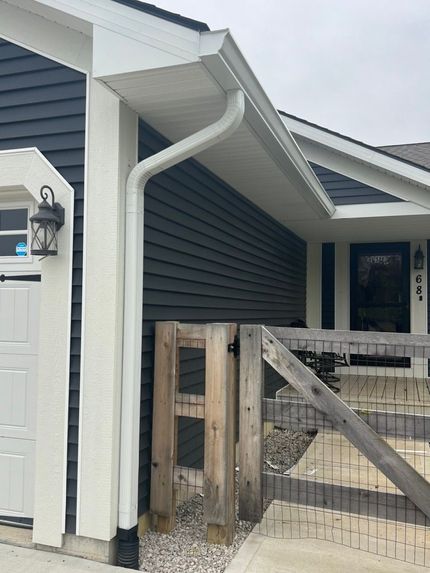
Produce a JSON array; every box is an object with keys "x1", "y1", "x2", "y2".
[
  {"x1": 199, "y1": 30, "x2": 335, "y2": 219},
  {"x1": 283, "y1": 114, "x2": 430, "y2": 190}
]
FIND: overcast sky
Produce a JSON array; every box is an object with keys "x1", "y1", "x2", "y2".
[{"x1": 150, "y1": 0, "x2": 430, "y2": 146}]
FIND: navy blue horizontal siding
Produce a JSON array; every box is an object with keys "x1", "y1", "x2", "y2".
[
  {"x1": 138, "y1": 120, "x2": 307, "y2": 516},
  {"x1": 0, "y1": 39, "x2": 86, "y2": 533},
  {"x1": 310, "y1": 162, "x2": 403, "y2": 205}
]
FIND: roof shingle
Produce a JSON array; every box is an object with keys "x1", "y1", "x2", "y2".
[
  {"x1": 111, "y1": 0, "x2": 209, "y2": 32},
  {"x1": 379, "y1": 143, "x2": 430, "y2": 170}
]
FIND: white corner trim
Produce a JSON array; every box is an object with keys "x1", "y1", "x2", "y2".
[
  {"x1": 334, "y1": 243, "x2": 350, "y2": 331},
  {"x1": 306, "y1": 243, "x2": 322, "y2": 328},
  {"x1": 77, "y1": 80, "x2": 138, "y2": 541},
  {"x1": 0, "y1": 148, "x2": 74, "y2": 548},
  {"x1": 0, "y1": 0, "x2": 92, "y2": 72}
]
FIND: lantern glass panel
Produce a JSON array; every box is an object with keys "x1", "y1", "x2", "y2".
[
  {"x1": 31, "y1": 220, "x2": 58, "y2": 256},
  {"x1": 414, "y1": 248, "x2": 424, "y2": 270}
]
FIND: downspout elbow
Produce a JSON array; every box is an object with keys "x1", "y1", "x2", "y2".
[{"x1": 125, "y1": 89, "x2": 245, "y2": 209}]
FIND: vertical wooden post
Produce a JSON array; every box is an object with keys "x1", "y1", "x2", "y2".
[
  {"x1": 204, "y1": 323, "x2": 237, "y2": 545},
  {"x1": 150, "y1": 321, "x2": 178, "y2": 533},
  {"x1": 239, "y1": 325, "x2": 264, "y2": 522}
]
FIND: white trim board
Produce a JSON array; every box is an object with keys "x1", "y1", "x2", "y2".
[
  {"x1": 7, "y1": 0, "x2": 200, "y2": 61},
  {"x1": 292, "y1": 136, "x2": 430, "y2": 212},
  {"x1": 0, "y1": 1, "x2": 92, "y2": 72},
  {"x1": 77, "y1": 80, "x2": 138, "y2": 541},
  {"x1": 0, "y1": 148, "x2": 74, "y2": 548},
  {"x1": 283, "y1": 115, "x2": 430, "y2": 192}
]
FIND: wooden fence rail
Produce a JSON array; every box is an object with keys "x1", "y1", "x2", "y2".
[
  {"x1": 239, "y1": 324, "x2": 430, "y2": 525},
  {"x1": 150, "y1": 321, "x2": 237, "y2": 545}
]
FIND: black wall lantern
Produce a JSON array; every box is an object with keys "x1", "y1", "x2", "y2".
[
  {"x1": 414, "y1": 245, "x2": 425, "y2": 270},
  {"x1": 30, "y1": 185, "x2": 64, "y2": 256}
]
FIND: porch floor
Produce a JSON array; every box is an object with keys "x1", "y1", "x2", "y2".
[
  {"x1": 277, "y1": 374, "x2": 430, "y2": 413},
  {"x1": 289, "y1": 430, "x2": 430, "y2": 495}
]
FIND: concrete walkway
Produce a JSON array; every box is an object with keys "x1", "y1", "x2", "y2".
[
  {"x1": 0, "y1": 543, "x2": 125, "y2": 573},
  {"x1": 225, "y1": 534, "x2": 428, "y2": 573}
]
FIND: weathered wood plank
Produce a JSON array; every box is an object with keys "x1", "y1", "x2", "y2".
[
  {"x1": 265, "y1": 398, "x2": 430, "y2": 439},
  {"x1": 173, "y1": 466, "x2": 204, "y2": 492},
  {"x1": 267, "y1": 326, "x2": 430, "y2": 358},
  {"x1": 204, "y1": 323, "x2": 237, "y2": 545},
  {"x1": 175, "y1": 392, "x2": 205, "y2": 419},
  {"x1": 239, "y1": 325, "x2": 264, "y2": 523},
  {"x1": 177, "y1": 338, "x2": 206, "y2": 349},
  {"x1": 150, "y1": 322, "x2": 178, "y2": 531},
  {"x1": 263, "y1": 473, "x2": 429, "y2": 527},
  {"x1": 261, "y1": 326, "x2": 430, "y2": 520},
  {"x1": 177, "y1": 323, "x2": 207, "y2": 341}
]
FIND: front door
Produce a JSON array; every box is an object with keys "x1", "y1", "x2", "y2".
[
  {"x1": 0, "y1": 204, "x2": 39, "y2": 525},
  {"x1": 350, "y1": 243, "x2": 410, "y2": 333}
]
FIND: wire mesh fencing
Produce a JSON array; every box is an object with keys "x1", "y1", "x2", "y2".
[{"x1": 240, "y1": 325, "x2": 430, "y2": 567}]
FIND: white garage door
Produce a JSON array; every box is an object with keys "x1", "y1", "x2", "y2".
[{"x1": 0, "y1": 204, "x2": 40, "y2": 524}]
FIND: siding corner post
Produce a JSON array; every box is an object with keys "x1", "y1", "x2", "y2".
[
  {"x1": 150, "y1": 321, "x2": 179, "y2": 533},
  {"x1": 239, "y1": 325, "x2": 264, "y2": 522},
  {"x1": 204, "y1": 323, "x2": 237, "y2": 545}
]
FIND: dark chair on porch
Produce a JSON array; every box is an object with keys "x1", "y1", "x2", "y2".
[{"x1": 289, "y1": 320, "x2": 349, "y2": 393}]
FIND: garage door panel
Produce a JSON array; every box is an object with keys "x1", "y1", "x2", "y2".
[
  {"x1": 0, "y1": 438, "x2": 35, "y2": 518},
  {"x1": 0, "y1": 283, "x2": 39, "y2": 354},
  {"x1": 0, "y1": 356, "x2": 37, "y2": 440}
]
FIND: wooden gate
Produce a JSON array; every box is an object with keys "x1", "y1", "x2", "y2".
[
  {"x1": 239, "y1": 325, "x2": 430, "y2": 527},
  {"x1": 150, "y1": 321, "x2": 237, "y2": 545}
]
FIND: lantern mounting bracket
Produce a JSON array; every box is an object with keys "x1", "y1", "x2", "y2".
[{"x1": 40, "y1": 185, "x2": 65, "y2": 229}]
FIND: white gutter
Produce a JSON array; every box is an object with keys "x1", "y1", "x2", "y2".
[{"x1": 118, "y1": 89, "x2": 245, "y2": 531}]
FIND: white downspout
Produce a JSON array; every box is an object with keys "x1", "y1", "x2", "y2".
[{"x1": 118, "y1": 89, "x2": 245, "y2": 531}]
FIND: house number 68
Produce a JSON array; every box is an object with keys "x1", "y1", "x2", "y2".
[{"x1": 416, "y1": 274, "x2": 423, "y2": 298}]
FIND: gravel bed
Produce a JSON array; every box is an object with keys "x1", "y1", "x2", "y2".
[
  {"x1": 139, "y1": 427, "x2": 315, "y2": 572},
  {"x1": 264, "y1": 427, "x2": 316, "y2": 475},
  {"x1": 139, "y1": 488, "x2": 253, "y2": 573}
]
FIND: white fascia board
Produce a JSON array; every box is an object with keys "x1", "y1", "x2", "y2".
[
  {"x1": 92, "y1": 25, "x2": 198, "y2": 78},
  {"x1": 331, "y1": 202, "x2": 430, "y2": 220},
  {"x1": 0, "y1": 0, "x2": 92, "y2": 72},
  {"x1": 200, "y1": 30, "x2": 335, "y2": 219},
  {"x1": 296, "y1": 136, "x2": 430, "y2": 211},
  {"x1": 17, "y1": 0, "x2": 200, "y2": 61},
  {"x1": 284, "y1": 115, "x2": 430, "y2": 190}
]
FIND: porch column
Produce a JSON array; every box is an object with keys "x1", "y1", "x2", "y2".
[
  {"x1": 335, "y1": 242, "x2": 350, "y2": 330},
  {"x1": 77, "y1": 79, "x2": 138, "y2": 541},
  {"x1": 306, "y1": 243, "x2": 322, "y2": 328}
]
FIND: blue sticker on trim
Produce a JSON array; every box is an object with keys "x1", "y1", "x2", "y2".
[{"x1": 16, "y1": 242, "x2": 27, "y2": 257}]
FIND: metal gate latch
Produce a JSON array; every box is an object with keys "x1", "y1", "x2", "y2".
[{"x1": 228, "y1": 334, "x2": 240, "y2": 358}]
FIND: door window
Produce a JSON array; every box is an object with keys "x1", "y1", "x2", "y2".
[
  {"x1": 350, "y1": 243, "x2": 410, "y2": 333},
  {"x1": 0, "y1": 208, "x2": 29, "y2": 258},
  {"x1": 350, "y1": 243, "x2": 410, "y2": 368}
]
